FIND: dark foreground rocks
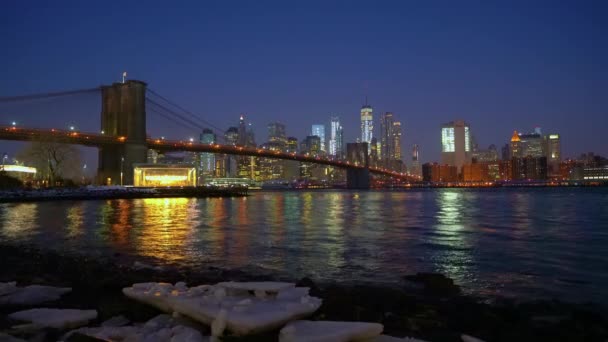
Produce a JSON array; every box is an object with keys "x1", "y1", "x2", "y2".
[{"x1": 1, "y1": 244, "x2": 607, "y2": 342}]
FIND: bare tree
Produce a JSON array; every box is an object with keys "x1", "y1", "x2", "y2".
[{"x1": 17, "y1": 138, "x2": 83, "y2": 185}]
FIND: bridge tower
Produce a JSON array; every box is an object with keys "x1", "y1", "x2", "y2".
[
  {"x1": 97, "y1": 80, "x2": 147, "y2": 185},
  {"x1": 345, "y1": 142, "x2": 371, "y2": 189}
]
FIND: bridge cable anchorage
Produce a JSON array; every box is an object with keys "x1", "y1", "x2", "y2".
[
  {"x1": 147, "y1": 88, "x2": 228, "y2": 140},
  {"x1": 0, "y1": 87, "x2": 101, "y2": 103}
]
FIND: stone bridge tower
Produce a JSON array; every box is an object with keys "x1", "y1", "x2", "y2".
[{"x1": 97, "y1": 80, "x2": 147, "y2": 185}]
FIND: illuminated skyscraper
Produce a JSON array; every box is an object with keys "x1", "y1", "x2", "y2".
[
  {"x1": 360, "y1": 102, "x2": 373, "y2": 152},
  {"x1": 237, "y1": 114, "x2": 247, "y2": 146},
  {"x1": 411, "y1": 144, "x2": 421, "y2": 176},
  {"x1": 268, "y1": 122, "x2": 287, "y2": 145},
  {"x1": 223, "y1": 127, "x2": 239, "y2": 177},
  {"x1": 519, "y1": 132, "x2": 544, "y2": 157},
  {"x1": 392, "y1": 121, "x2": 402, "y2": 160},
  {"x1": 380, "y1": 112, "x2": 394, "y2": 163},
  {"x1": 510, "y1": 131, "x2": 521, "y2": 158},
  {"x1": 199, "y1": 129, "x2": 216, "y2": 179},
  {"x1": 311, "y1": 124, "x2": 326, "y2": 152},
  {"x1": 545, "y1": 133, "x2": 561, "y2": 178},
  {"x1": 287, "y1": 137, "x2": 299, "y2": 153},
  {"x1": 301, "y1": 136, "x2": 321, "y2": 156},
  {"x1": 441, "y1": 120, "x2": 472, "y2": 170},
  {"x1": 329, "y1": 116, "x2": 341, "y2": 157}
]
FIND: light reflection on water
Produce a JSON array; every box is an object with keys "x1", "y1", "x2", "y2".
[{"x1": 1, "y1": 188, "x2": 607, "y2": 304}]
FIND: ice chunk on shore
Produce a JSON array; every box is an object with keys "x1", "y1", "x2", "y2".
[
  {"x1": 0, "y1": 284, "x2": 71, "y2": 306},
  {"x1": 375, "y1": 335, "x2": 429, "y2": 342},
  {"x1": 64, "y1": 314, "x2": 208, "y2": 342},
  {"x1": 0, "y1": 333, "x2": 27, "y2": 342},
  {"x1": 133, "y1": 261, "x2": 165, "y2": 271},
  {"x1": 462, "y1": 334, "x2": 486, "y2": 342},
  {"x1": 123, "y1": 281, "x2": 322, "y2": 336},
  {"x1": 9, "y1": 308, "x2": 97, "y2": 329},
  {"x1": 0, "y1": 282, "x2": 19, "y2": 296},
  {"x1": 217, "y1": 281, "x2": 294, "y2": 293},
  {"x1": 278, "y1": 320, "x2": 384, "y2": 342}
]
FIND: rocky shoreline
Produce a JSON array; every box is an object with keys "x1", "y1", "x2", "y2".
[{"x1": 1, "y1": 244, "x2": 607, "y2": 341}]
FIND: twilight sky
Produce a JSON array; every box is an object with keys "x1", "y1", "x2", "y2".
[{"x1": 1, "y1": 0, "x2": 607, "y2": 169}]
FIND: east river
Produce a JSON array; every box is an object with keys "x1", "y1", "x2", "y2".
[{"x1": 1, "y1": 188, "x2": 607, "y2": 304}]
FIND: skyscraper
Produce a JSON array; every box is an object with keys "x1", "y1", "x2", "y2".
[
  {"x1": 336, "y1": 125, "x2": 344, "y2": 159},
  {"x1": 441, "y1": 120, "x2": 472, "y2": 170},
  {"x1": 311, "y1": 124, "x2": 326, "y2": 153},
  {"x1": 545, "y1": 133, "x2": 561, "y2": 178},
  {"x1": 237, "y1": 114, "x2": 247, "y2": 146},
  {"x1": 268, "y1": 122, "x2": 287, "y2": 146},
  {"x1": 199, "y1": 129, "x2": 216, "y2": 179},
  {"x1": 301, "y1": 136, "x2": 321, "y2": 156},
  {"x1": 510, "y1": 131, "x2": 521, "y2": 158},
  {"x1": 360, "y1": 102, "x2": 373, "y2": 152},
  {"x1": 329, "y1": 116, "x2": 341, "y2": 157},
  {"x1": 392, "y1": 121, "x2": 402, "y2": 160},
  {"x1": 411, "y1": 144, "x2": 421, "y2": 177},
  {"x1": 519, "y1": 131, "x2": 544, "y2": 157},
  {"x1": 380, "y1": 112, "x2": 395, "y2": 163}
]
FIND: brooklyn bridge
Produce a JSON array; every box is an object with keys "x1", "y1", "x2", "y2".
[{"x1": 0, "y1": 80, "x2": 415, "y2": 188}]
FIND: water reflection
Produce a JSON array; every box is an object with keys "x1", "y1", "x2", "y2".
[
  {"x1": 136, "y1": 198, "x2": 198, "y2": 263},
  {"x1": 0, "y1": 203, "x2": 38, "y2": 240},
  {"x1": 433, "y1": 190, "x2": 474, "y2": 285},
  {"x1": 98, "y1": 199, "x2": 135, "y2": 249},
  {"x1": 1, "y1": 189, "x2": 607, "y2": 304},
  {"x1": 66, "y1": 203, "x2": 85, "y2": 238}
]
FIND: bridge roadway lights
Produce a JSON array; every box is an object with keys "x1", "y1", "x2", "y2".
[{"x1": 346, "y1": 168, "x2": 370, "y2": 189}]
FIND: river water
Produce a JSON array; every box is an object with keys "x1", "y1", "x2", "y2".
[{"x1": 1, "y1": 188, "x2": 607, "y2": 304}]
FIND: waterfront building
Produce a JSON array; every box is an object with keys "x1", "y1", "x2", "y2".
[
  {"x1": 133, "y1": 164, "x2": 196, "y2": 187},
  {"x1": 441, "y1": 120, "x2": 472, "y2": 171},
  {"x1": 462, "y1": 163, "x2": 491, "y2": 182},
  {"x1": 311, "y1": 124, "x2": 326, "y2": 153},
  {"x1": 583, "y1": 166, "x2": 608, "y2": 181},
  {"x1": 422, "y1": 163, "x2": 458, "y2": 182},
  {"x1": 545, "y1": 134, "x2": 561, "y2": 178},
  {"x1": 360, "y1": 103, "x2": 373, "y2": 152},
  {"x1": 511, "y1": 156, "x2": 547, "y2": 180},
  {"x1": 0, "y1": 164, "x2": 36, "y2": 182}
]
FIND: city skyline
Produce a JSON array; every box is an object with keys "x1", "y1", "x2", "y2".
[{"x1": 0, "y1": 1, "x2": 606, "y2": 170}]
